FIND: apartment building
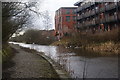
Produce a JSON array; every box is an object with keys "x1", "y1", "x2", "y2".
[
  {"x1": 74, "y1": 0, "x2": 120, "y2": 33},
  {"x1": 55, "y1": 7, "x2": 77, "y2": 39}
]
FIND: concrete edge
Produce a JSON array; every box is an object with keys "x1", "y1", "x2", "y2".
[{"x1": 36, "y1": 52, "x2": 72, "y2": 79}]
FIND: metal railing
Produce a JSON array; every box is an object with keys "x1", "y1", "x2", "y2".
[
  {"x1": 100, "y1": 18, "x2": 106, "y2": 23},
  {"x1": 118, "y1": 14, "x2": 120, "y2": 20},
  {"x1": 83, "y1": 20, "x2": 96, "y2": 27},
  {"x1": 76, "y1": 7, "x2": 82, "y2": 12},
  {"x1": 91, "y1": 20, "x2": 96, "y2": 25},
  {"x1": 109, "y1": 15, "x2": 118, "y2": 21},
  {"x1": 106, "y1": 3, "x2": 116, "y2": 11},
  {"x1": 83, "y1": 10, "x2": 95, "y2": 18},
  {"x1": 77, "y1": 15, "x2": 83, "y2": 20},
  {"x1": 90, "y1": 10, "x2": 95, "y2": 16},
  {"x1": 77, "y1": 23, "x2": 83, "y2": 28},
  {"x1": 76, "y1": 3, "x2": 119, "y2": 21},
  {"x1": 84, "y1": 2, "x2": 91, "y2": 9},
  {"x1": 76, "y1": 2, "x2": 95, "y2": 12},
  {"x1": 106, "y1": 15, "x2": 118, "y2": 22},
  {"x1": 85, "y1": 21, "x2": 90, "y2": 27},
  {"x1": 84, "y1": 12, "x2": 90, "y2": 18},
  {"x1": 96, "y1": 18, "x2": 100, "y2": 24},
  {"x1": 76, "y1": 2, "x2": 119, "y2": 13}
]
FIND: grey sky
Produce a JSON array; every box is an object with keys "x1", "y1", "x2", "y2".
[{"x1": 33, "y1": 0, "x2": 78, "y2": 30}]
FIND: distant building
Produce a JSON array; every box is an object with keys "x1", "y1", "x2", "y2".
[
  {"x1": 55, "y1": 7, "x2": 77, "y2": 39},
  {"x1": 74, "y1": 0, "x2": 120, "y2": 33}
]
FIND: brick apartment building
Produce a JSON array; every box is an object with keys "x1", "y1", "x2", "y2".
[
  {"x1": 55, "y1": 7, "x2": 77, "y2": 39},
  {"x1": 74, "y1": 0, "x2": 120, "y2": 33}
]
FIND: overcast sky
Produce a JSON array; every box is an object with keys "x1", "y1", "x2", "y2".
[
  {"x1": 32, "y1": 0, "x2": 79, "y2": 30},
  {"x1": 2, "y1": 0, "x2": 79, "y2": 31}
]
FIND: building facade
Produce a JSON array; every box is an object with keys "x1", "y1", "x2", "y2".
[
  {"x1": 55, "y1": 7, "x2": 77, "y2": 39},
  {"x1": 74, "y1": 0, "x2": 120, "y2": 33}
]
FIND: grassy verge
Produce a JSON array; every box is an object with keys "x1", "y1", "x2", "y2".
[
  {"x1": 2, "y1": 43, "x2": 18, "y2": 71},
  {"x1": 2, "y1": 44, "x2": 16, "y2": 63}
]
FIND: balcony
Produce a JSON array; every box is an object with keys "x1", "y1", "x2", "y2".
[
  {"x1": 91, "y1": 20, "x2": 96, "y2": 25},
  {"x1": 78, "y1": 10, "x2": 96, "y2": 19},
  {"x1": 100, "y1": 18, "x2": 106, "y2": 23},
  {"x1": 87, "y1": 20, "x2": 96, "y2": 26},
  {"x1": 76, "y1": 7, "x2": 82, "y2": 12},
  {"x1": 109, "y1": 15, "x2": 118, "y2": 21},
  {"x1": 77, "y1": 23, "x2": 83, "y2": 28},
  {"x1": 84, "y1": 22, "x2": 89, "y2": 27},
  {"x1": 96, "y1": 18, "x2": 100, "y2": 24},
  {"x1": 77, "y1": 15, "x2": 83, "y2": 20},
  {"x1": 106, "y1": 15, "x2": 118, "y2": 22},
  {"x1": 84, "y1": 2, "x2": 91, "y2": 9},
  {"x1": 118, "y1": 14, "x2": 120, "y2": 20},
  {"x1": 83, "y1": 20, "x2": 95, "y2": 27},
  {"x1": 84, "y1": 12, "x2": 90, "y2": 18},
  {"x1": 106, "y1": 3, "x2": 116, "y2": 11},
  {"x1": 77, "y1": 2, "x2": 91, "y2": 12},
  {"x1": 84, "y1": 21, "x2": 89, "y2": 27},
  {"x1": 90, "y1": 10, "x2": 95, "y2": 16}
]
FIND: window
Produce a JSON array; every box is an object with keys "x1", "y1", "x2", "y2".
[
  {"x1": 59, "y1": 17, "x2": 62, "y2": 22},
  {"x1": 66, "y1": 10, "x2": 70, "y2": 14},
  {"x1": 66, "y1": 16, "x2": 70, "y2": 22},
  {"x1": 73, "y1": 16, "x2": 76, "y2": 21},
  {"x1": 72, "y1": 10, "x2": 76, "y2": 14}
]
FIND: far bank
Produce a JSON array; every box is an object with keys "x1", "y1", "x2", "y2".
[{"x1": 52, "y1": 28, "x2": 120, "y2": 54}]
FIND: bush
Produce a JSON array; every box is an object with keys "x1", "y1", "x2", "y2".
[
  {"x1": 86, "y1": 28, "x2": 119, "y2": 43},
  {"x1": 10, "y1": 29, "x2": 56, "y2": 45}
]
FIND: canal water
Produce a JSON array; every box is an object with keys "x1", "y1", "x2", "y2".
[{"x1": 9, "y1": 42, "x2": 118, "y2": 78}]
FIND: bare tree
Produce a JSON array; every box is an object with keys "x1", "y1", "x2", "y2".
[
  {"x1": 2, "y1": 2, "x2": 41, "y2": 43},
  {"x1": 42, "y1": 11, "x2": 52, "y2": 31}
]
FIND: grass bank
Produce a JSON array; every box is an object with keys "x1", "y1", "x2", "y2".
[
  {"x1": 51, "y1": 28, "x2": 120, "y2": 54},
  {"x1": 2, "y1": 43, "x2": 18, "y2": 71},
  {"x1": 2, "y1": 44, "x2": 17, "y2": 63}
]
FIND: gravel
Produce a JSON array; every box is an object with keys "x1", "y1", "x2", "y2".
[{"x1": 2, "y1": 44, "x2": 59, "y2": 79}]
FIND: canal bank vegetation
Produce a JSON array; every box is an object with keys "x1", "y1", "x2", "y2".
[
  {"x1": 10, "y1": 29, "x2": 56, "y2": 45},
  {"x1": 52, "y1": 28, "x2": 120, "y2": 54}
]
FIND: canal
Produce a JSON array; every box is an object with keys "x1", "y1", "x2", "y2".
[{"x1": 9, "y1": 42, "x2": 118, "y2": 78}]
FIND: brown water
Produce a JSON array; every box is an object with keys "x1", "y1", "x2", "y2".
[{"x1": 9, "y1": 42, "x2": 118, "y2": 78}]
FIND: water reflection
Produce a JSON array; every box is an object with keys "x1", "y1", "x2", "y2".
[{"x1": 9, "y1": 42, "x2": 118, "y2": 78}]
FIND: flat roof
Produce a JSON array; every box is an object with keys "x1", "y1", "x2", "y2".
[{"x1": 55, "y1": 7, "x2": 77, "y2": 13}]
